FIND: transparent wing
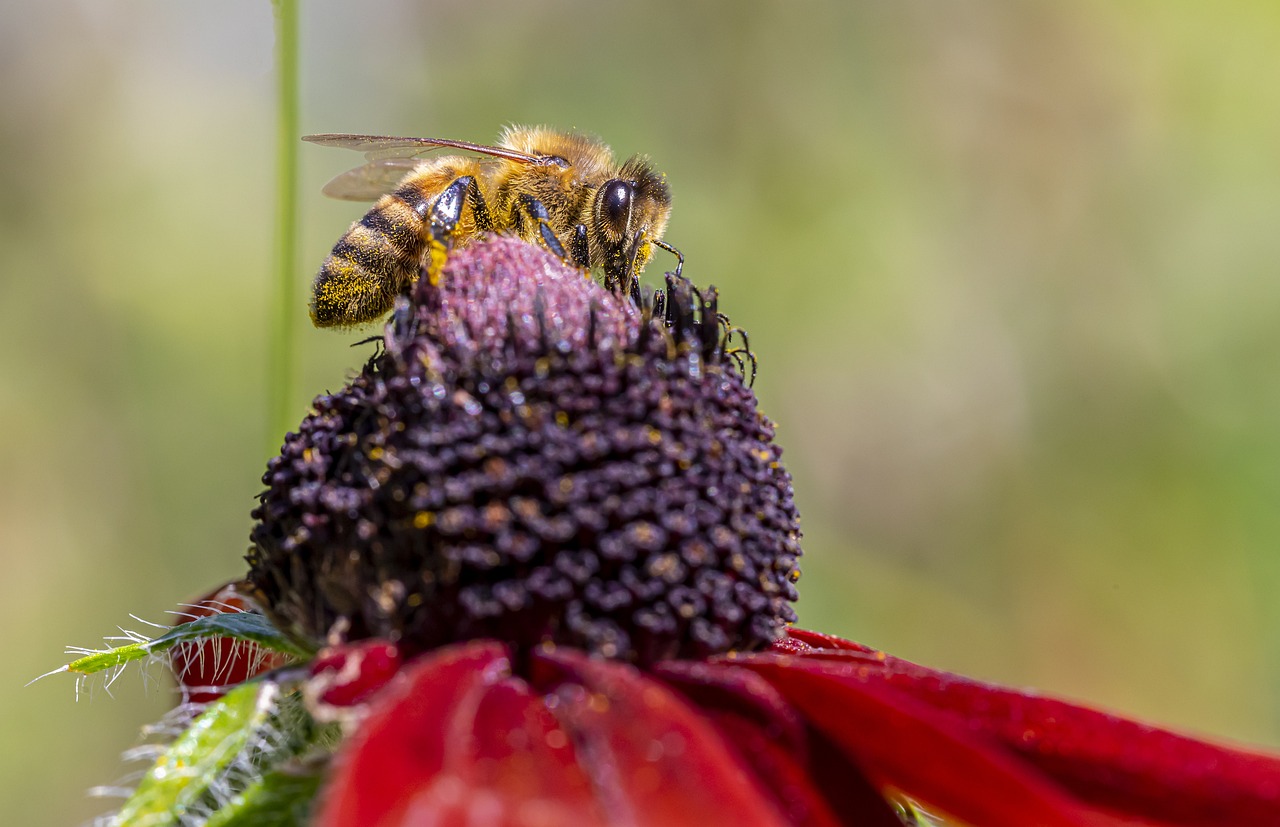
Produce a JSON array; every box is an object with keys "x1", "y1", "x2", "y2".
[
  {"x1": 302, "y1": 133, "x2": 545, "y2": 164},
  {"x1": 320, "y1": 158, "x2": 422, "y2": 201}
]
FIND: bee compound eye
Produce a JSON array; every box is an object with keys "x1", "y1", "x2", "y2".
[{"x1": 601, "y1": 179, "x2": 635, "y2": 230}]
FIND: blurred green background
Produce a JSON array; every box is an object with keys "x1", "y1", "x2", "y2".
[{"x1": 3, "y1": 2, "x2": 1279, "y2": 824}]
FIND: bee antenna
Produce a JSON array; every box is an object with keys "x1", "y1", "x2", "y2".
[{"x1": 652, "y1": 239, "x2": 683, "y2": 279}]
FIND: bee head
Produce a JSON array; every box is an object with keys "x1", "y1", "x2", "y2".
[{"x1": 591, "y1": 155, "x2": 672, "y2": 287}]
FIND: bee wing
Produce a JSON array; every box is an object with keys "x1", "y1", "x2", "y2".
[
  {"x1": 320, "y1": 158, "x2": 422, "y2": 201},
  {"x1": 302, "y1": 133, "x2": 546, "y2": 164}
]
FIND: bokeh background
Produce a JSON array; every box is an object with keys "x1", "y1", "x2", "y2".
[{"x1": 3, "y1": 2, "x2": 1279, "y2": 824}]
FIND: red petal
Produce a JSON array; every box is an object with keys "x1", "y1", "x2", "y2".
[
  {"x1": 308, "y1": 640, "x2": 403, "y2": 707},
  {"x1": 780, "y1": 629, "x2": 875, "y2": 654},
  {"x1": 740, "y1": 653, "x2": 1123, "y2": 827},
  {"x1": 653, "y1": 659, "x2": 809, "y2": 754},
  {"x1": 316, "y1": 641, "x2": 606, "y2": 827},
  {"x1": 534, "y1": 648, "x2": 794, "y2": 827},
  {"x1": 791, "y1": 645, "x2": 1280, "y2": 826},
  {"x1": 657, "y1": 660, "x2": 897, "y2": 827},
  {"x1": 710, "y1": 711, "x2": 859, "y2": 827},
  {"x1": 169, "y1": 582, "x2": 288, "y2": 703},
  {"x1": 466, "y1": 679, "x2": 603, "y2": 815}
]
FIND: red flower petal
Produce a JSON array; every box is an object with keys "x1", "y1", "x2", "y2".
[
  {"x1": 169, "y1": 582, "x2": 288, "y2": 704},
  {"x1": 656, "y1": 660, "x2": 897, "y2": 827},
  {"x1": 780, "y1": 629, "x2": 875, "y2": 654},
  {"x1": 787, "y1": 642, "x2": 1280, "y2": 826},
  {"x1": 316, "y1": 641, "x2": 606, "y2": 827},
  {"x1": 740, "y1": 653, "x2": 1123, "y2": 827},
  {"x1": 532, "y1": 647, "x2": 795, "y2": 827},
  {"x1": 308, "y1": 640, "x2": 403, "y2": 707},
  {"x1": 708, "y1": 713, "x2": 855, "y2": 827}
]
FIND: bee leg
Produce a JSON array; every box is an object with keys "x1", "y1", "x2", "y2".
[
  {"x1": 421, "y1": 176, "x2": 476, "y2": 286},
  {"x1": 430, "y1": 176, "x2": 473, "y2": 238},
  {"x1": 570, "y1": 224, "x2": 590, "y2": 268},
  {"x1": 515, "y1": 194, "x2": 569, "y2": 260},
  {"x1": 464, "y1": 176, "x2": 496, "y2": 234},
  {"x1": 600, "y1": 229, "x2": 645, "y2": 298},
  {"x1": 383, "y1": 295, "x2": 418, "y2": 367},
  {"x1": 621, "y1": 229, "x2": 645, "y2": 299},
  {"x1": 652, "y1": 239, "x2": 684, "y2": 279}
]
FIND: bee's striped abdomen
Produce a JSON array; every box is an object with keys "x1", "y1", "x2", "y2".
[
  {"x1": 308, "y1": 158, "x2": 487, "y2": 328},
  {"x1": 309, "y1": 190, "x2": 429, "y2": 328}
]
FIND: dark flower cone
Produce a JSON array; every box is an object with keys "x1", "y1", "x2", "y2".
[{"x1": 247, "y1": 237, "x2": 800, "y2": 666}]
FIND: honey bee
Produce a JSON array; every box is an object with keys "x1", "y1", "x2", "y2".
[{"x1": 303, "y1": 125, "x2": 679, "y2": 328}]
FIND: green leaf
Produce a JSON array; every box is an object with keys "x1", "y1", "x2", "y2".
[
  {"x1": 201, "y1": 763, "x2": 324, "y2": 827},
  {"x1": 113, "y1": 678, "x2": 336, "y2": 826},
  {"x1": 65, "y1": 612, "x2": 314, "y2": 676},
  {"x1": 115, "y1": 682, "x2": 277, "y2": 826}
]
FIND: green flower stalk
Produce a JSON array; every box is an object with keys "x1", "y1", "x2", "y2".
[{"x1": 267, "y1": 0, "x2": 299, "y2": 451}]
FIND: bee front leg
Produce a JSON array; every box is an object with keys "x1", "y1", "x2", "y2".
[
  {"x1": 514, "y1": 194, "x2": 569, "y2": 261},
  {"x1": 600, "y1": 229, "x2": 645, "y2": 298},
  {"x1": 570, "y1": 224, "x2": 590, "y2": 268}
]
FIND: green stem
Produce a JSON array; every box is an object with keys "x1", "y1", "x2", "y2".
[{"x1": 268, "y1": 0, "x2": 299, "y2": 454}]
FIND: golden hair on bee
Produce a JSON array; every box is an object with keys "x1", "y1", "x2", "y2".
[{"x1": 303, "y1": 126, "x2": 676, "y2": 328}]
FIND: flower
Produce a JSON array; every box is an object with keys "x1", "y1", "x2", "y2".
[
  {"x1": 187, "y1": 237, "x2": 1280, "y2": 825},
  {"x1": 246, "y1": 235, "x2": 798, "y2": 667}
]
